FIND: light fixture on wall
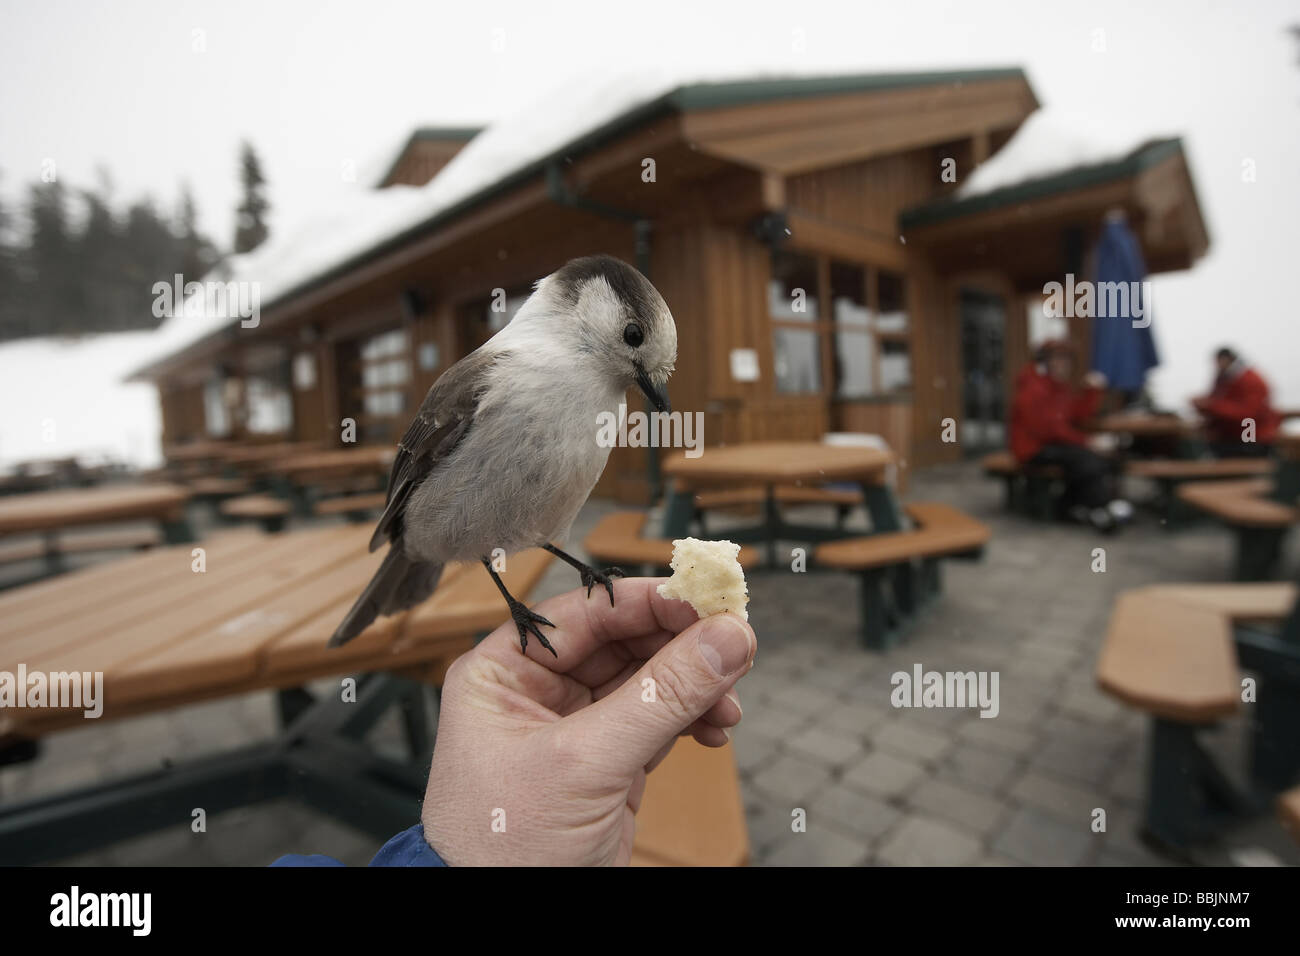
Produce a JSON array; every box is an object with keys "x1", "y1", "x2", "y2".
[
  {"x1": 400, "y1": 288, "x2": 427, "y2": 320},
  {"x1": 750, "y1": 211, "x2": 790, "y2": 248}
]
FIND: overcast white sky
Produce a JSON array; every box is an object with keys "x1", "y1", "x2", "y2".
[{"x1": 1, "y1": 0, "x2": 1297, "y2": 410}]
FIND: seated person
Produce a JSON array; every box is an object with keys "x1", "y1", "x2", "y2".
[
  {"x1": 1191, "y1": 347, "x2": 1279, "y2": 458},
  {"x1": 1009, "y1": 340, "x2": 1130, "y2": 532}
]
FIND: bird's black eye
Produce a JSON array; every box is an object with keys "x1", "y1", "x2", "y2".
[{"x1": 623, "y1": 323, "x2": 644, "y2": 348}]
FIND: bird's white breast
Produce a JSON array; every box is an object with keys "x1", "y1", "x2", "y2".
[{"x1": 402, "y1": 351, "x2": 623, "y2": 564}]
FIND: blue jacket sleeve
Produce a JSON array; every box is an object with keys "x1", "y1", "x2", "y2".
[{"x1": 271, "y1": 824, "x2": 449, "y2": 867}]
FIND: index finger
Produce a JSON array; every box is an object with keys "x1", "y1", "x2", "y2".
[{"x1": 477, "y1": 576, "x2": 700, "y2": 675}]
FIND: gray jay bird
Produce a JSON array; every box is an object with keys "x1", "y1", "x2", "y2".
[{"x1": 328, "y1": 254, "x2": 677, "y2": 655}]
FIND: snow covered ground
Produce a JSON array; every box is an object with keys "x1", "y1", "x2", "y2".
[{"x1": 0, "y1": 334, "x2": 163, "y2": 471}]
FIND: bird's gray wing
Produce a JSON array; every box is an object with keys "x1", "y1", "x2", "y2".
[{"x1": 367, "y1": 347, "x2": 505, "y2": 552}]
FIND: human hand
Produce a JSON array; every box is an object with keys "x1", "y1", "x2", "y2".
[
  {"x1": 1082, "y1": 371, "x2": 1108, "y2": 390},
  {"x1": 419, "y1": 578, "x2": 756, "y2": 866}
]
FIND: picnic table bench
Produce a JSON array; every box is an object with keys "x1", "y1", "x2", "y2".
[
  {"x1": 1097, "y1": 582, "x2": 1300, "y2": 851},
  {"x1": 220, "y1": 494, "x2": 293, "y2": 532},
  {"x1": 1124, "y1": 457, "x2": 1277, "y2": 525},
  {"x1": 815, "y1": 502, "x2": 991, "y2": 649},
  {"x1": 980, "y1": 451, "x2": 1064, "y2": 518},
  {"x1": 584, "y1": 511, "x2": 764, "y2": 573},
  {"x1": 0, "y1": 483, "x2": 194, "y2": 585},
  {"x1": 1175, "y1": 478, "x2": 1299, "y2": 580}
]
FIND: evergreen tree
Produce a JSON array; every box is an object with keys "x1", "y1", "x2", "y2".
[
  {"x1": 0, "y1": 176, "x2": 18, "y2": 338},
  {"x1": 72, "y1": 172, "x2": 121, "y2": 330},
  {"x1": 233, "y1": 141, "x2": 270, "y2": 254},
  {"x1": 177, "y1": 183, "x2": 218, "y2": 281},
  {"x1": 25, "y1": 179, "x2": 74, "y2": 335},
  {"x1": 122, "y1": 199, "x2": 178, "y2": 329},
  {"x1": 0, "y1": 167, "x2": 225, "y2": 341}
]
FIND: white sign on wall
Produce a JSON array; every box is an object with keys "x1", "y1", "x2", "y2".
[{"x1": 730, "y1": 348, "x2": 760, "y2": 382}]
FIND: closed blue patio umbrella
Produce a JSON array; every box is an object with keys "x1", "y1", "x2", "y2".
[{"x1": 1090, "y1": 216, "x2": 1159, "y2": 393}]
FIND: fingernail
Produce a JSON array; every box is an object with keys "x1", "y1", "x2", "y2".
[
  {"x1": 725, "y1": 691, "x2": 742, "y2": 719},
  {"x1": 697, "y1": 615, "x2": 753, "y2": 677}
]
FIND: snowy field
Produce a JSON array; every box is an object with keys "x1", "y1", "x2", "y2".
[{"x1": 0, "y1": 334, "x2": 163, "y2": 471}]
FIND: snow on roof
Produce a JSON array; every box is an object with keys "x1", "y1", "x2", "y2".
[
  {"x1": 130, "y1": 69, "x2": 696, "y2": 377},
  {"x1": 957, "y1": 109, "x2": 1163, "y2": 199},
  {"x1": 135, "y1": 66, "x2": 1022, "y2": 377},
  {"x1": 0, "y1": 333, "x2": 163, "y2": 470}
]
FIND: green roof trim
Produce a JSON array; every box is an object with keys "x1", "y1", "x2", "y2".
[
  {"x1": 410, "y1": 126, "x2": 483, "y2": 140},
  {"x1": 667, "y1": 67, "x2": 1028, "y2": 111},
  {"x1": 899, "y1": 137, "x2": 1185, "y2": 230}
]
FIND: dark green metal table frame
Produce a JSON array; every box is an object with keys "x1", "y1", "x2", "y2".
[
  {"x1": 0, "y1": 672, "x2": 436, "y2": 865},
  {"x1": 1139, "y1": 600, "x2": 1300, "y2": 852}
]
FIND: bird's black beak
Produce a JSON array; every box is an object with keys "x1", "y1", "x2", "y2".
[{"x1": 635, "y1": 363, "x2": 671, "y2": 414}]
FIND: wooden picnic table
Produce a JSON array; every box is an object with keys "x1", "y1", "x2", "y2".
[
  {"x1": 0, "y1": 524, "x2": 549, "y2": 737},
  {"x1": 264, "y1": 447, "x2": 395, "y2": 483},
  {"x1": 0, "y1": 483, "x2": 192, "y2": 541},
  {"x1": 659, "y1": 441, "x2": 900, "y2": 561},
  {"x1": 222, "y1": 441, "x2": 325, "y2": 471},
  {"x1": 1091, "y1": 412, "x2": 1201, "y2": 439},
  {"x1": 163, "y1": 440, "x2": 234, "y2": 463},
  {"x1": 0, "y1": 524, "x2": 555, "y2": 862}
]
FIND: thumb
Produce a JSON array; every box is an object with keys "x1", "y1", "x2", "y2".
[{"x1": 574, "y1": 613, "x2": 755, "y2": 778}]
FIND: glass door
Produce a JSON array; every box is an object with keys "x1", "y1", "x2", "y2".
[{"x1": 959, "y1": 289, "x2": 1006, "y2": 454}]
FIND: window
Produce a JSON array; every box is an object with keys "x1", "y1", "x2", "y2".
[
  {"x1": 767, "y1": 250, "x2": 913, "y2": 399},
  {"x1": 246, "y1": 370, "x2": 293, "y2": 434},
  {"x1": 203, "y1": 378, "x2": 230, "y2": 437},
  {"x1": 875, "y1": 270, "x2": 911, "y2": 392},
  {"x1": 769, "y1": 251, "x2": 822, "y2": 393},
  {"x1": 359, "y1": 328, "x2": 411, "y2": 423},
  {"x1": 831, "y1": 260, "x2": 873, "y2": 398}
]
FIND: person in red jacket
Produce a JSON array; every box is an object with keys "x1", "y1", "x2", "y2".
[
  {"x1": 1192, "y1": 347, "x2": 1279, "y2": 457},
  {"x1": 1009, "y1": 340, "x2": 1129, "y2": 531}
]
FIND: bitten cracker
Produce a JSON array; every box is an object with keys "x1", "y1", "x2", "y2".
[{"x1": 656, "y1": 537, "x2": 749, "y2": 621}]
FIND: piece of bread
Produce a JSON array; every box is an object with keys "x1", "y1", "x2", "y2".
[{"x1": 656, "y1": 537, "x2": 749, "y2": 621}]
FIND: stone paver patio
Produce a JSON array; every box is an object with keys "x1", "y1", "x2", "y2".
[{"x1": 2, "y1": 460, "x2": 1296, "y2": 866}]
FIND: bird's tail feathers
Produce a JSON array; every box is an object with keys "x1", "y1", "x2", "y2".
[{"x1": 328, "y1": 543, "x2": 444, "y2": 648}]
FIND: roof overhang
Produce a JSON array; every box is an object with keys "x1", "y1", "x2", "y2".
[
  {"x1": 131, "y1": 68, "x2": 1037, "y2": 382},
  {"x1": 899, "y1": 138, "x2": 1210, "y2": 289}
]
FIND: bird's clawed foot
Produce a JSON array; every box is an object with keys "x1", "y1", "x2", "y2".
[
  {"x1": 581, "y1": 565, "x2": 625, "y2": 605},
  {"x1": 509, "y1": 600, "x2": 557, "y2": 657}
]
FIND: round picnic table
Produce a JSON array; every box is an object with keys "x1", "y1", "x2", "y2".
[{"x1": 659, "y1": 441, "x2": 900, "y2": 563}]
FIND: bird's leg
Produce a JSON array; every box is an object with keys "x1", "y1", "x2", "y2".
[
  {"x1": 481, "y1": 557, "x2": 557, "y2": 657},
  {"x1": 542, "y1": 544, "x2": 624, "y2": 606}
]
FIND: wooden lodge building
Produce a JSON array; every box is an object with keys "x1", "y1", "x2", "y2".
[{"x1": 133, "y1": 68, "x2": 1209, "y2": 502}]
